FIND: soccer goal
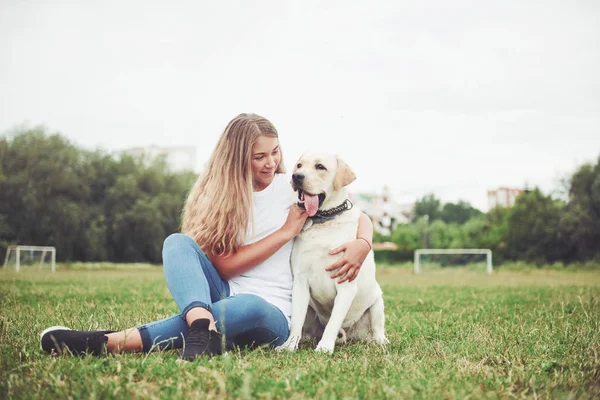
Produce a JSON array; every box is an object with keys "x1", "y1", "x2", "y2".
[
  {"x1": 414, "y1": 248, "x2": 492, "y2": 275},
  {"x1": 3, "y1": 245, "x2": 56, "y2": 272}
]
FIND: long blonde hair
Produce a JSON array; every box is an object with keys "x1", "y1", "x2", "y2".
[{"x1": 182, "y1": 113, "x2": 285, "y2": 256}]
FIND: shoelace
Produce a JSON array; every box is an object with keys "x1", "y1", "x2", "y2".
[{"x1": 186, "y1": 327, "x2": 211, "y2": 349}]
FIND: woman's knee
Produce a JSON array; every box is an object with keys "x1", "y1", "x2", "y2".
[
  {"x1": 162, "y1": 234, "x2": 199, "y2": 279},
  {"x1": 163, "y1": 233, "x2": 196, "y2": 253},
  {"x1": 162, "y1": 233, "x2": 202, "y2": 265}
]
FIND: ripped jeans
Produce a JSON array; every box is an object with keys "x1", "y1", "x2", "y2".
[{"x1": 137, "y1": 233, "x2": 289, "y2": 352}]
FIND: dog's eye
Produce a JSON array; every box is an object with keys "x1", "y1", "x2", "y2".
[
  {"x1": 296, "y1": 163, "x2": 302, "y2": 168},
  {"x1": 315, "y1": 164, "x2": 327, "y2": 170}
]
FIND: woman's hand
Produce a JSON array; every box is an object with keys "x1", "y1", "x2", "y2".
[
  {"x1": 280, "y1": 204, "x2": 308, "y2": 240},
  {"x1": 326, "y1": 238, "x2": 371, "y2": 283}
]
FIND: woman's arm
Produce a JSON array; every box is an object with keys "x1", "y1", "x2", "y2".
[
  {"x1": 210, "y1": 204, "x2": 307, "y2": 280},
  {"x1": 357, "y1": 212, "x2": 374, "y2": 248},
  {"x1": 326, "y1": 212, "x2": 373, "y2": 283}
]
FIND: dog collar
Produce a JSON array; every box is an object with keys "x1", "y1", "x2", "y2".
[{"x1": 298, "y1": 199, "x2": 354, "y2": 224}]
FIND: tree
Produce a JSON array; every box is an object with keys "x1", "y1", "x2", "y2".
[
  {"x1": 414, "y1": 194, "x2": 442, "y2": 221},
  {"x1": 440, "y1": 201, "x2": 482, "y2": 225},
  {"x1": 0, "y1": 128, "x2": 89, "y2": 261},
  {"x1": 0, "y1": 127, "x2": 195, "y2": 263},
  {"x1": 427, "y1": 220, "x2": 463, "y2": 249},
  {"x1": 561, "y1": 157, "x2": 600, "y2": 261},
  {"x1": 505, "y1": 188, "x2": 567, "y2": 263},
  {"x1": 390, "y1": 223, "x2": 421, "y2": 252},
  {"x1": 459, "y1": 206, "x2": 512, "y2": 263}
]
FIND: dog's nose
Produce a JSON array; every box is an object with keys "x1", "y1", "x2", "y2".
[{"x1": 292, "y1": 172, "x2": 305, "y2": 183}]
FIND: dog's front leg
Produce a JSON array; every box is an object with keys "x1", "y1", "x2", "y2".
[
  {"x1": 315, "y1": 283, "x2": 358, "y2": 353},
  {"x1": 275, "y1": 277, "x2": 311, "y2": 352}
]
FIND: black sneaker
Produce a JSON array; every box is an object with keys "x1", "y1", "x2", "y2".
[
  {"x1": 180, "y1": 319, "x2": 224, "y2": 361},
  {"x1": 40, "y1": 326, "x2": 115, "y2": 356}
]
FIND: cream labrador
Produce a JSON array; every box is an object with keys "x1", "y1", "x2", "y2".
[{"x1": 276, "y1": 152, "x2": 388, "y2": 353}]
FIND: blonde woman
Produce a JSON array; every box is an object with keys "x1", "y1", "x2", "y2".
[{"x1": 40, "y1": 113, "x2": 374, "y2": 361}]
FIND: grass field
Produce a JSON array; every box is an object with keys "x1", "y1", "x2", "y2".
[{"x1": 1, "y1": 264, "x2": 599, "y2": 399}]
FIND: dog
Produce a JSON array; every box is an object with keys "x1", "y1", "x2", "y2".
[{"x1": 276, "y1": 152, "x2": 388, "y2": 353}]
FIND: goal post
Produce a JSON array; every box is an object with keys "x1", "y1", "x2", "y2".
[
  {"x1": 414, "y1": 248, "x2": 492, "y2": 275},
  {"x1": 3, "y1": 245, "x2": 56, "y2": 272}
]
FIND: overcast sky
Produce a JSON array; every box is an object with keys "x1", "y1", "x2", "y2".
[{"x1": 1, "y1": 0, "x2": 599, "y2": 211}]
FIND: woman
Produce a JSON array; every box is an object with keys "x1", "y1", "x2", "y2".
[{"x1": 40, "y1": 113, "x2": 374, "y2": 361}]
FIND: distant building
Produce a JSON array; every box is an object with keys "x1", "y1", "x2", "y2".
[
  {"x1": 487, "y1": 187, "x2": 525, "y2": 209},
  {"x1": 122, "y1": 145, "x2": 197, "y2": 173},
  {"x1": 351, "y1": 186, "x2": 413, "y2": 236}
]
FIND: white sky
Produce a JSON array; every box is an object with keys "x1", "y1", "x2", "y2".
[{"x1": 1, "y1": 0, "x2": 599, "y2": 211}]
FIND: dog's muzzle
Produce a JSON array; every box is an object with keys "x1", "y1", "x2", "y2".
[{"x1": 292, "y1": 172, "x2": 304, "y2": 187}]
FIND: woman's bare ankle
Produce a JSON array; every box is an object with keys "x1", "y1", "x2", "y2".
[
  {"x1": 186, "y1": 307, "x2": 217, "y2": 331},
  {"x1": 105, "y1": 328, "x2": 143, "y2": 353}
]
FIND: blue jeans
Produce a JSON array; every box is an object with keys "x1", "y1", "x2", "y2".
[{"x1": 137, "y1": 233, "x2": 289, "y2": 352}]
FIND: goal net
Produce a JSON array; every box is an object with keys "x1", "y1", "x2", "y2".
[
  {"x1": 3, "y1": 245, "x2": 56, "y2": 272},
  {"x1": 414, "y1": 249, "x2": 492, "y2": 274}
]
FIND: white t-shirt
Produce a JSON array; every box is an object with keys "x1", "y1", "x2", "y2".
[{"x1": 227, "y1": 173, "x2": 296, "y2": 323}]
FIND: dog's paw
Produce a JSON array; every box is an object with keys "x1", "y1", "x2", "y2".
[
  {"x1": 373, "y1": 335, "x2": 390, "y2": 346},
  {"x1": 314, "y1": 343, "x2": 334, "y2": 354},
  {"x1": 275, "y1": 338, "x2": 299, "y2": 353}
]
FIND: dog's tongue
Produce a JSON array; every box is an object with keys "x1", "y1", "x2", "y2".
[{"x1": 304, "y1": 193, "x2": 319, "y2": 217}]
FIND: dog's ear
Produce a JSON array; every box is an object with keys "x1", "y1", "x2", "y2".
[{"x1": 333, "y1": 156, "x2": 356, "y2": 190}]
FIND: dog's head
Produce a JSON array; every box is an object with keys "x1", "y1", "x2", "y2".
[{"x1": 291, "y1": 152, "x2": 356, "y2": 217}]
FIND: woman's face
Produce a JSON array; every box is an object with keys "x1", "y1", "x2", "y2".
[{"x1": 251, "y1": 136, "x2": 281, "y2": 191}]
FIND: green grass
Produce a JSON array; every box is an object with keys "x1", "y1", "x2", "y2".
[{"x1": 1, "y1": 265, "x2": 599, "y2": 399}]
